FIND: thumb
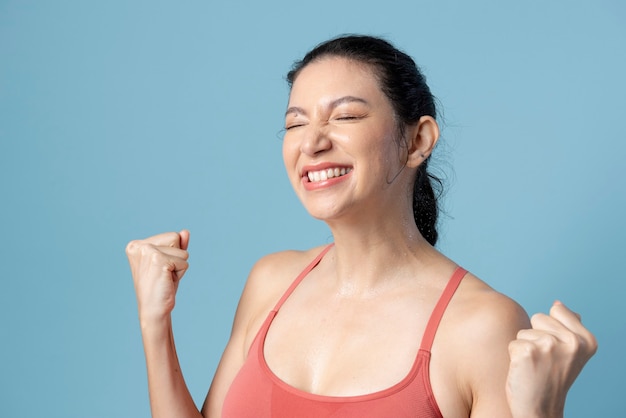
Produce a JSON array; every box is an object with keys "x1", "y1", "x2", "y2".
[{"x1": 179, "y1": 229, "x2": 190, "y2": 251}]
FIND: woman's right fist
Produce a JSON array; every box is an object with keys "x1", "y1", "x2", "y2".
[{"x1": 126, "y1": 230, "x2": 190, "y2": 322}]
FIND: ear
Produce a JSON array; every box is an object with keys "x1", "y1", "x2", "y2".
[{"x1": 405, "y1": 116, "x2": 439, "y2": 168}]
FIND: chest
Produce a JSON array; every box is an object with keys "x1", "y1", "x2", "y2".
[{"x1": 263, "y1": 290, "x2": 432, "y2": 397}]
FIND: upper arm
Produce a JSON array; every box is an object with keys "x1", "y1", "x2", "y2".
[
  {"x1": 462, "y1": 293, "x2": 530, "y2": 418},
  {"x1": 201, "y1": 328, "x2": 246, "y2": 417}
]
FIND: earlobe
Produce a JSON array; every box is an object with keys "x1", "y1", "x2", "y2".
[{"x1": 406, "y1": 116, "x2": 440, "y2": 168}]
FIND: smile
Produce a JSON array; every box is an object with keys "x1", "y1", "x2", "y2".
[{"x1": 306, "y1": 167, "x2": 353, "y2": 183}]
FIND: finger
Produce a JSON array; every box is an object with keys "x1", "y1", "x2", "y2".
[
  {"x1": 143, "y1": 231, "x2": 183, "y2": 248},
  {"x1": 532, "y1": 304, "x2": 598, "y2": 360},
  {"x1": 529, "y1": 312, "x2": 566, "y2": 335},
  {"x1": 515, "y1": 328, "x2": 563, "y2": 357},
  {"x1": 553, "y1": 300, "x2": 581, "y2": 320},
  {"x1": 516, "y1": 328, "x2": 547, "y2": 342},
  {"x1": 521, "y1": 328, "x2": 563, "y2": 354},
  {"x1": 508, "y1": 338, "x2": 539, "y2": 362},
  {"x1": 529, "y1": 312, "x2": 585, "y2": 351},
  {"x1": 156, "y1": 246, "x2": 189, "y2": 260},
  {"x1": 162, "y1": 257, "x2": 189, "y2": 281},
  {"x1": 550, "y1": 301, "x2": 584, "y2": 332},
  {"x1": 179, "y1": 229, "x2": 190, "y2": 251},
  {"x1": 550, "y1": 301, "x2": 598, "y2": 355}
]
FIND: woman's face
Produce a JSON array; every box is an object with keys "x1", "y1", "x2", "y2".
[{"x1": 282, "y1": 57, "x2": 412, "y2": 222}]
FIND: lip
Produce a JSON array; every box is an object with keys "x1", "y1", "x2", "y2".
[{"x1": 301, "y1": 162, "x2": 353, "y2": 191}]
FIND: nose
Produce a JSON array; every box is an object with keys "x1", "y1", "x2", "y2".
[{"x1": 299, "y1": 124, "x2": 332, "y2": 156}]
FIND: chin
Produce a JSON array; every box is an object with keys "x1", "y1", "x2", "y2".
[{"x1": 302, "y1": 202, "x2": 349, "y2": 223}]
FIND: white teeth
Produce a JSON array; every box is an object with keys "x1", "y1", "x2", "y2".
[{"x1": 306, "y1": 167, "x2": 352, "y2": 183}]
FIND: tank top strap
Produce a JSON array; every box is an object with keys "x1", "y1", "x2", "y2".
[
  {"x1": 272, "y1": 243, "x2": 335, "y2": 312},
  {"x1": 420, "y1": 267, "x2": 468, "y2": 351}
]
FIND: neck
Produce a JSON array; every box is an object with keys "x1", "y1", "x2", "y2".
[{"x1": 323, "y1": 210, "x2": 438, "y2": 295}]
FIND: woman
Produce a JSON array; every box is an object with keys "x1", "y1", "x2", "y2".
[{"x1": 126, "y1": 35, "x2": 597, "y2": 418}]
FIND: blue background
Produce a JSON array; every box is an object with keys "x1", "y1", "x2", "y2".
[{"x1": 1, "y1": 1, "x2": 624, "y2": 417}]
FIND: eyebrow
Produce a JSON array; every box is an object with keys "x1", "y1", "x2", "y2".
[{"x1": 285, "y1": 96, "x2": 370, "y2": 117}]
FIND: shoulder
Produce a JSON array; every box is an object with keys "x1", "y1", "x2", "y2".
[
  {"x1": 235, "y1": 245, "x2": 331, "y2": 346},
  {"x1": 436, "y1": 272, "x2": 530, "y2": 415},
  {"x1": 434, "y1": 269, "x2": 529, "y2": 340},
  {"x1": 446, "y1": 272, "x2": 530, "y2": 360},
  {"x1": 477, "y1": 276, "x2": 528, "y2": 333},
  {"x1": 243, "y1": 245, "x2": 330, "y2": 306},
  {"x1": 457, "y1": 273, "x2": 529, "y2": 329},
  {"x1": 248, "y1": 245, "x2": 330, "y2": 282}
]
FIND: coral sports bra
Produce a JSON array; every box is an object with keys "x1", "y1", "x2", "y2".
[{"x1": 222, "y1": 245, "x2": 467, "y2": 417}]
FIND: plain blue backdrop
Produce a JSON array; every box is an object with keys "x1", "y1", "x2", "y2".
[{"x1": 1, "y1": 1, "x2": 624, "y2": 417}]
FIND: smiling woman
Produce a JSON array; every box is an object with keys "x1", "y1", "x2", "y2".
[
  {"x1": 283, "y1": 36, "x2": 441, "y2": 245},
  {"x1": 282, "y1": 58, "x2": 413, "y2": 223},
  {"x1": 126, "y1": 35, "x2": 597, "y2": 418}
]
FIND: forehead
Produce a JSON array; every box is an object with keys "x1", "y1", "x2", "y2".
[{"x1": 288, "y1": 57, "x2": 384, "y2": 103}]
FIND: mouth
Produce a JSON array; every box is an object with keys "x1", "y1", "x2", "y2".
[{"x1": 305, "y1": 167, "x2": 353, "y2": 183}]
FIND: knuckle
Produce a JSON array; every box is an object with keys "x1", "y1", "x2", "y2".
[
  {"x1": 140, "y1": 243, "x2": 156, "y2": 256},
  {"x1": 562, "y1": 330, "x2": 580, "y2": 350},
  {"x1": 530, "y1": 312, "x2": 548, "y2": 327},
  {"x1": 150, "y1": 250, "x2": 165, "y2": 264},
  {"x1": 509, "y1": 339, "x2": 535, "y2": 360},
  {"x1": 537, "y1": 333, "x2": 559, "y2": 352},
  {"x1": 125, "y1": 240, "x2": 140, "y2": 254}
]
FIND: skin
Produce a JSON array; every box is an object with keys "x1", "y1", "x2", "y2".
[
  {"x1": 126, "y1": 56, "x2": 597, "y2": 418},
  {"x1": 506, "y1": 301, "x2": 597, "y2": 418}
]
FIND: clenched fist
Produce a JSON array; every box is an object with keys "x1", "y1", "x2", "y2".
[
  {"x1": 126, "y1": 230, "x2": 191, "y2": 323},
  {"x1": 506, "y1": 301, "x2": 598, "y2": 418}
]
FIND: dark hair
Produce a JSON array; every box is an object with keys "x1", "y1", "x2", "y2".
[{"x1": 286, "y1": 35, "x2": 443, "y2": 246}]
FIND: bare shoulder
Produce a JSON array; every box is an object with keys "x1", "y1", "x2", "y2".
[
  {"x1": 235, "y1": 245, "x2": 331, "y2": 344},
  {"x1": 445, "y1": 272, "x2": 530, "y2": 359},
  {"x1": 242, "y1": 245, "x2": 329, "y2": 308},
  {"x1": 435, "y1": 272, "x2": 531, "y2": 416},
  {"x1": 457, "y1": 273, "x2": 529, "y2": 331},
  {"x1": 246, "y1": 245, "x2": 330, "y2": 286}
]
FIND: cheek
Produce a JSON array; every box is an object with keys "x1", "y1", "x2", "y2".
[
  {"x1": 373, "y1": 133, "x2": 405, "y2": 180},
  {"x1": 364, "y1": 131, "x2": 397, "y2": 161}
]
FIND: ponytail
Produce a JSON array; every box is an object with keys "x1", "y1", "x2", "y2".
[{"x1": 412, "y1": 159, "x2": 441, "y2": 246}]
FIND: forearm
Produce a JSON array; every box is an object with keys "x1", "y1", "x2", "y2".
[
  {"x1": 141, "y1": 318, "x2": 203, "y2": 418},
  {"x1": 513, "y1": 410, "x2": 563, "y2": 418},
  {"x1": 509, "y1": 406, "x2": 563, "y2": 418}
]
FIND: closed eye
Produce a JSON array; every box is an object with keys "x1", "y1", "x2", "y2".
[
  {"x1": 334, "y1": 114, "x2": 365, "y2": 121},
  {"x1": 285, "y1": 123, "x2": 306, "y2": 130}
]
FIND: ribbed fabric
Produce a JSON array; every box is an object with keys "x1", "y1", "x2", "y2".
[{"x1": 223, "y1": 245, "x2": 467, "y2": 417}]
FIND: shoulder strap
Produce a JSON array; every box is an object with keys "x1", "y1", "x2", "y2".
[
  {"x1": 272, "y1": 244, "x2": 334, "y2": 312},
  {"x1": 420, "y1": 267, "x2": 468, "y2": 351}
]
